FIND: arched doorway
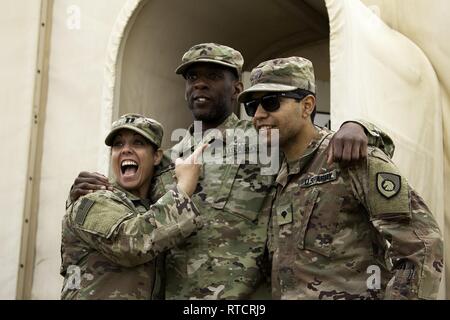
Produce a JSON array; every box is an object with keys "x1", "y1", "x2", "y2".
[{"x1": 102, "y1": 0, "x2": 330, "y2": 154}]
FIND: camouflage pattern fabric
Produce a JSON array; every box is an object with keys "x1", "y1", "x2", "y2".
[
  {"x1": 60, "y1": 184, "x2": 202, "y2": 300},
  {"x1": 105, "y1": 113, "x2": 164, "y2": 147},
  {"x1": 269, "y1": 127, "x2": 443, "y2": 300},
  {"x1": 175, "y1": 43, "x2": 244, "y2": 76},
  {"x1": 238, "y1": 57, "x2": 316, "y2": 103}
]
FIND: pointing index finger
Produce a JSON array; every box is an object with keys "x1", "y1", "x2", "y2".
[{"x1": 191, "y1": 143, "x2": 209, "y2": 164}]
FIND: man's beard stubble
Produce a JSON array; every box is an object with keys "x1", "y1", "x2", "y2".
[{"x1": 189, "y1": 97, "x2": 231, "y2": 124}]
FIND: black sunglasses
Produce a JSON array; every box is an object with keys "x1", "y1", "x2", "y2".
[{"x1": 243, "y1": 92, "x2": 306, "y2": 117}]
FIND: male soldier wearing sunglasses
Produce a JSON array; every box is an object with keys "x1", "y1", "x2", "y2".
[
  {"x1": 238, "y1": 56, "x2": 443, "y2": 299},
  {"x1": 68, "y1": 44, "x2": 395, "y2": 299}
]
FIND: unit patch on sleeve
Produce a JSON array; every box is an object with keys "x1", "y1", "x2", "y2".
[{"x1": 376, "y1": 172, "x2": 401, "y2": 199}]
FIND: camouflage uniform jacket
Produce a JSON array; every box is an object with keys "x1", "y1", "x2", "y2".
[
  {"x1": 151, "y1": 115, "x2": 395, "y2": 299},
  {"x1": 269, "y1": 127, "x2": 443, "y2": 300},
  {"x1": 152, "y1": 114, "x2": 277, "y2": 299},
  {"x1": 60, "y1": 184, "x2": 202, "y2": 300}
]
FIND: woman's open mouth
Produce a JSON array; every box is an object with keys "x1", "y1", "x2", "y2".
[{"x1": 121, "y1": 159, "x2": 139, "y2": 178}]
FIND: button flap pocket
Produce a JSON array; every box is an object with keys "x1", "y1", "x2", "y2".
[
  {"x1": 297, "y1": 188, "x2": 320, "y2": 249},
  {"x1": 208, "y1": 163, "x2": 240, "y2": 210}
]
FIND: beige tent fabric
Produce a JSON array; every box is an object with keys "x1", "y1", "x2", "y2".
[
  {"x1": 99, "y1": 0, "x2": 144, "y2": 175},
  {"x1": 360, "y1": 0, "x2": 450, "y2": 300},
  {"x1": 29, "y1": 0, "x2": 126, "y2": 299},
  {"x1": 0, "y1": 0, "x2": 41, "y2": 299},
  {"x1": 326, "y1": 0, "x2": 447, "y2": 298}
]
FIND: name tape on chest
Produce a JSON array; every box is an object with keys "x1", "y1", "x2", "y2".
[{"x1": 299, "y1": 169, "x2": 338, "y2": 188}]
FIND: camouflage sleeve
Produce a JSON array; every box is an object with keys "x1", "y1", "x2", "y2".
[
  {"x1": 349, "y1": 148, "x2": 443, "y2": 300},
  {"x1": 342, "y1": 119, "x2": 395, "y2": 158},
  {"x1": 70, "y1": 187, "x2": 202, "y2": 267},
  {"x1": 150, "y1": 152, "x2": 177, "y2": 203},
  {"x1": 65, "y1": 187, "x2": 74, "y2": 210}
]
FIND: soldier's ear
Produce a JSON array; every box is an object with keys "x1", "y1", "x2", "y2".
[
  {"x1": 302, "y1": 95, "x2": 316, "y2": 119},
  {"x1": 232, "y1": 80, "x2": 244, "y2": 100},
  {"x1": 153, "y1": 148, "x2": 164, "y2": 166}
]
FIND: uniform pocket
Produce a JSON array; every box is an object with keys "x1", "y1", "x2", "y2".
[
  {"x1": 207, "y1": 163, "x2": 240, "y2": 210},
  {"x1": 296, "y1": 188, "x2": 335, "y2": 257},
  {"x1": 223, "y1": 163, "x2": 275, "y2": 222}
]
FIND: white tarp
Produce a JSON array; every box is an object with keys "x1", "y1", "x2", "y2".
[
  {"x1": 360, "y1": 0, "x2": 450, "y2": 299},
  {"x1": 327, "y1": 0, "x2": 448, "y2": 298}
]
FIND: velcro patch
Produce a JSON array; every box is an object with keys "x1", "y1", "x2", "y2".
[
  {"x1": 276, "y1": 203, "x2": 293, "y2": 226},
  {"x1": 74, "y1": 198, "x2": 95, "y2": 225},
  {"x1": 377, "y1": 172, "x2": 401, "y2": 198},
  {"x1": 75, "y1": 195, "x2": 133, "y2": 238},
  {"x1": 368, "y1": 155, "x2": 411, "y2": 220},
  {"x1": 300, "y1": 170, "x2": 338, "y2": 188}
]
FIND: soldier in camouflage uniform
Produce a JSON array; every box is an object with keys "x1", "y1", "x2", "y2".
[
  {"x1": 69, "y1": 44, "x2": 395, "y2": 299},
  {"x1": 152, "y1": 43, "x2": 275, "y2": 299},
  {"x1": 60, "y1": 113, "x2": 204, "y2": 299},
  {"x1": 152, "y1": 44, "x2": 397, "y2": 299},
  {"x1": 238, "y1": 57, "x2": 444, "y2": 299}
]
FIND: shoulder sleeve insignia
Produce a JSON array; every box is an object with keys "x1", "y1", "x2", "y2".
[
  {"x1": 368, "y1": 153, "x2": 411, "y2": 220},
  {"x1": 376, "y1": 172, "x2": 401, "y2": 198}
]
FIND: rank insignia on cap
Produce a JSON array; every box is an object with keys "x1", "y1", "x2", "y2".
[{"x1": 376, "y1": 172, "x2": 401, "y2": 198}]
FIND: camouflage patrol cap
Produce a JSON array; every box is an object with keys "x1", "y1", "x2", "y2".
[
  {"x1": 238, "y1": 56, "x2": 316, "y2": 103},
  {"x1": 175, "y1": 43, "x2": 244, "y2": 76},
  {"x1": 105, "y1": 113, "x2": 164, "y2": 148}
]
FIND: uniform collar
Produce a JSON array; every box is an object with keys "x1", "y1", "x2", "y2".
[
  {"x1": 187, "y1": 113, "x2": 239, "y2": 136},
  {"x1": 112, "y1": 182, "x2": 151, "y2": 210},
  {"x1": 276, "y1": 127, "x2": 332, "y2": 187},
  {"x1": 188, "y1": 113, "x2": 239, "y2": 143},
  {"x1": 175, "y1": 113, "x2": 240, "y2": 156}
]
